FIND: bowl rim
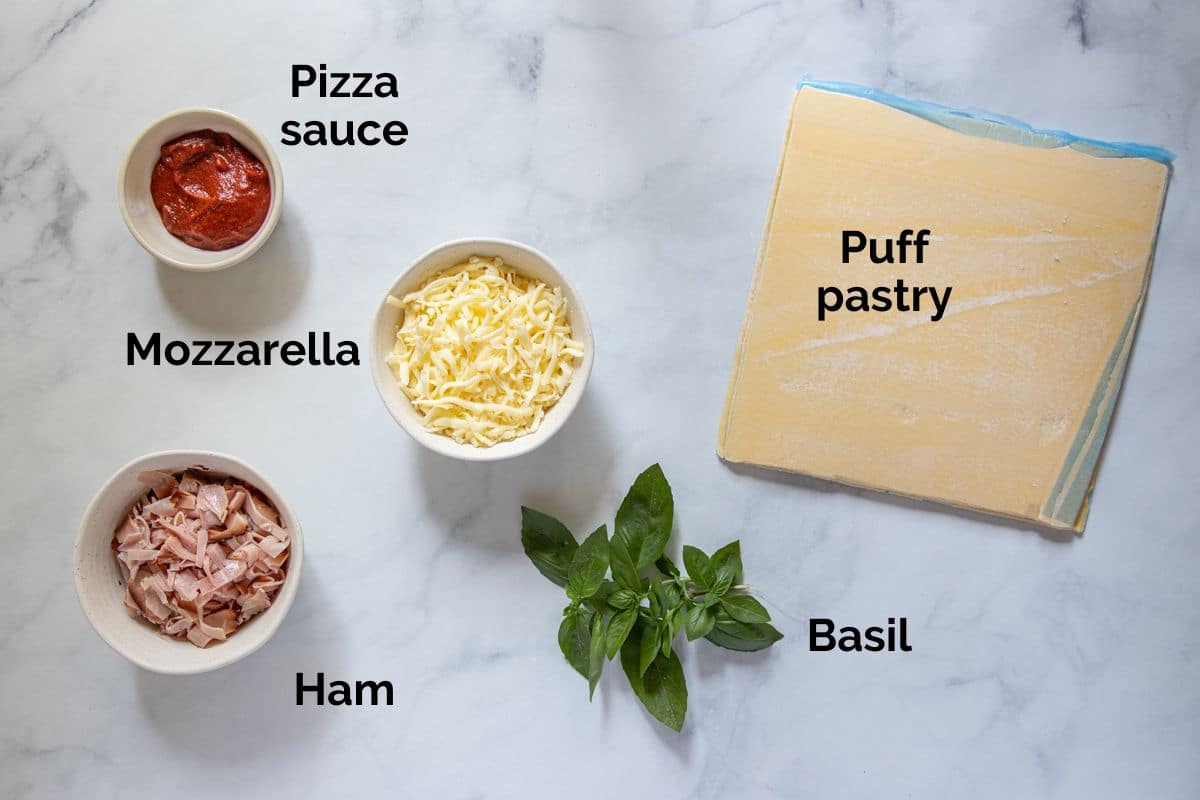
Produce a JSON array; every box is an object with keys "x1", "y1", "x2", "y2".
[
  {"x1": 117, "y1": 107, "x2": 284, "y2": 272},
  {"x1": 370, "y1": 237, "x2": 595, "y2": 462},
  {"x1": 73, "y1": 449, "x2": 303, "y2": 675}
]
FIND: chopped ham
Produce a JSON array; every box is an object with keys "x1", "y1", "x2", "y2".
[
  {"x1": 137, "y1": 471, "x2": 178, "y2": 499},
  {"x1": 207, "y1": 511, "x2": 248, "y2": 541},
  {"x1": 143, "y1": 497, "x2": 177, "y2": 517},
  {"x1": 117, "y1": 548, "x2": 160, "y2": 581},
  {"x1": 159, "y1": 536, "x2": 198, "y2": 565},
  {"x1": 186, "y1": 625, "x2": 214, "y2": 648},
  {"x1": 192, "y1": 610, "x2": 231, "y2": 644},
  {"x1": 194, "y1": 527, "x2": 208, "y2": 564},
  {"x1": 149, "y1": 527, "x2": 167, "y2": 548},
  {"x1": 115, "y1": 469, "x2": 290, "y2": 648},
  {"x1": 206, "y1": 542, "x2": 227, "y2": 569},
  {"x1": 196, "y1": 484, "x2": 229, "y2": 523},
  {"x1": 115, "y1": 514, "x2": 148, "y2": 548},
  {"x1": 120, "y1": 547, "x2": 161, "y2": 563},
  {"x1": 242, "y1": 492, "x2": 279, "y2": 533},
  {"x1": 158, "y1": 515, "x2": 198, "y2": 551},
  {"x1": 251, "y1": 577, "x2": 283, "y2": 593},
  {"x1": 230, "y1": 541, "x2": 264, "y2": 565},
  {"x1": 141, "y1": 571, "x2": 172, "y2": 616},
  {"x1": 199, "y1": 510, "x2": 224, "y2": 529},
  {"x1": 173, "y1": 570, "x2": 201, "y2": 602},
  {"x1": 259, "y1": 535, "x2": 288, "y2": 558},
  {"x1": 238, "y1": 589, "x2": 271, "y2": 622},
  {"x1": 226, "y1": 532, "x2": 253, "y2": 550},
  {"x1": 195, "y1": 559, "x2": 247, "y2": 596},
  {"x1": 204, "y1": 609, "x2": 238, "y2": 637}
]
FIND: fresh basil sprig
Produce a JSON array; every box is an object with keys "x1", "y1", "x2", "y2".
[{"x1": 520, "y1": 464, "x2": 783, "y2": 731}]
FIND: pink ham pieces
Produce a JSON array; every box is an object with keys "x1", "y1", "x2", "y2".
[{"x1": 112, "y1": 470, "x2": 291, "y2": 648}]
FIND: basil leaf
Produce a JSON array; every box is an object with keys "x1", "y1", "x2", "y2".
[
  {"x1": 665, "y1": 607, "x2": 684, "y2": 652},
  {"x1": 614, "y1": 464, "x2": 674, "y2": 570},
  {"x1": 588, "y1": 610, "x2": 607, "y2": 699},
  {"x1": 651, "y1": 581, "x2": 678, "y2": 616},
  {"x1": 584, "y1": 580, "x2": 616, "y2": 612},
  {"x1": 558, "y1": 607, "x2": 591, "y2": 677},
  {"x1": 711, "y1": 540, "x2": 742, "y2": 589},
  {"x1": 568, "y1": 525, "x2": 610, "y2": 600},
  {"x1": 661, "y1": 621, "x2": 674, "y2": 658},
  {"x1": 705, "y1": 608, "x2": 783, "y2": 652},
  {"x1": 660, "y1": 580, "x2": 683, "y2": 609},
  {"x1": 608, "y1": 588, "x2": 638, "y2": 610},
  {"x1": 609, "y1": 533, "x2": 639, "y2": 590},
  {"x1": 620, "y1": 641, "x2": 688, "y2": 732},
  {"x1": 685, "y1": 604, "x2": 716, "y2": 640},
  {"x1": 648, "y1": 588, "x2": 662, "y2": 618},
  {"x1": 721, "y1": 595, "x2": 771, "y2": 624},
  {"x1": 682, "y1": 545, "x2": 715, "y2": 589},
  {"x1": 638, "y1": 622, "x2": 659, "y2": 676},
  {"x1": 521, "y1": 507, "x2": 578, "y2": 587},
  {"x1": 606, "y1": 607, "x2": 637, "y2": 659},
  {"x1": 655, "y1": 554, "x2": 680, "y2": 578}
]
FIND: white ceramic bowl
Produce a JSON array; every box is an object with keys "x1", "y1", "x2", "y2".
[
  {"x1": 74, "y1": 450, "x2": 303, "y2": 674},
  {"x1": 371, "y1": 238, "x2": 595, "y2": 461},
  {"x1": 118, "y1": 108, "x2": 283, "y2": 271}
]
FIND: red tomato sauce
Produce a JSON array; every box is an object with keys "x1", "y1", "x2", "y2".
[{"x1": 150, "y1": 129, "x2": 271, "y2": 251}]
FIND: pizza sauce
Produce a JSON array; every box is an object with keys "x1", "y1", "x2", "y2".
[{"x1": 150, "y1": 129, "x2": 271, "y2": 251}]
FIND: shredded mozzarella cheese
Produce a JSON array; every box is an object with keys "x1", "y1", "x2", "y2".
[{"x1": 386, "y1": 256, "x2": 585, "y2": 447}]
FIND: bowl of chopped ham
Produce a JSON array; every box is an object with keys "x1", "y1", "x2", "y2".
[{"x1": 74, "y1": 451, "x2": 303, "y2": 674}]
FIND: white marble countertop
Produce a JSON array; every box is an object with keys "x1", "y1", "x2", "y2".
[{"x1": 3, "y1": 1, "x2": 1198, "y2": 797}]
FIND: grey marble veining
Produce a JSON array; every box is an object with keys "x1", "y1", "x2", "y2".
[{"x1": 1, "y1": 1, "x2": 1198, "y2": 797}]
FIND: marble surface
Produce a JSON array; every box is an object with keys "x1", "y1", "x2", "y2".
[{"x1": 2, "y1": 1, "x2": 1198, "y2": 797}]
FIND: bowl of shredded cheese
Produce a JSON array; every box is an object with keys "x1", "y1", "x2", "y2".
[{"x1": 371, "y1": 238, "x2": 594, "y2": 460}]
